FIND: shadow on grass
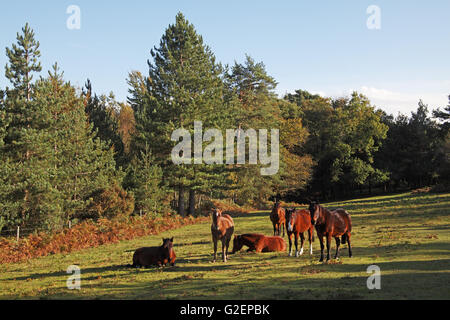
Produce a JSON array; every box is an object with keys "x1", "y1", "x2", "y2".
[{"x1": 34, "y1": 267, "x2": 450, "y2": 300}]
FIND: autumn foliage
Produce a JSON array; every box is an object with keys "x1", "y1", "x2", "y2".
[{"x1": 0, "y1": 214, "x2": 208, "y2": 264}]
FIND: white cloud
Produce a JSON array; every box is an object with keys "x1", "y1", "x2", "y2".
[
  {"x1": 302, "y1": 85, "x2": 449, "y2": 116},
  {"x1": 358, "y1": 86, "x2": 448, "y2": 116}
]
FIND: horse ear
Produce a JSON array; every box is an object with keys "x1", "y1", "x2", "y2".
[{"x1": 170, "y1": 237, "x2": 174, "y2": 242}]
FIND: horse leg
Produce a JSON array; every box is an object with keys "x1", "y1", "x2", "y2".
[
  {"x1": 225, "y1": 236, "x2": 232, "y2": 261},
  {"x1": 318, "y1": 235, "x2": 325, "y2": 262},
  {"x1": 308, "y1": 229, "x2": 313, "y2": 255},
  {"x1": 294, "y1": 234, "x2": 299, "y2": 257},
  {"x1": 273, "y1": 223, "x2": 277, "y2": 236},
  {"x1": 347, "y1": 233, "x2": 353, "y2": 258},
  {"x1": 326, "y1": 234, "x2": 332, "y2": 262},
  {"x1": 334, "y1": 237, "x2": 341, "y2": 259},
  {"x1": 213, "y1": 237, "x2": 218, "y2": 263},
  {"x1": 288, "y1": 233, "x2": 293, "y2": 257},
  {"x1": 222, "y1": 239, "x2": 227, "y2": 263},
  {"x1": 282, "y1": 223, "x2": 285, "y2": 237},
  {"x1": 299, "y1": 233, "x2": 305, "y2": 256}
]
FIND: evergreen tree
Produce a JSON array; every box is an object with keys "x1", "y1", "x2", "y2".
[
  {"x1": 5, "y1": 23, "x2": 41, "y2": 101},
  {"x1": 123, "y1": 145, "x2": 166, "y2": 217},
  {"x1": 129, "y1": 13, "x2": 232, "y2": 215},
  {"x1": 83, "y1": 80, "x2": 125, "y2": 167},
  {"x1": 224, "y1": 56, "x2": 313, "y2": 206}
]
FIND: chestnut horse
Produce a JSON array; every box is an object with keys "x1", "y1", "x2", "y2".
[
  {"x1": 231, "y1": 234, "x2": 286, "y2": 254},
  {"x1": 309, "y1": 202, "x2": 352, "y2": 262},
  {"x1": 285, "y1": 208, "x2": 315, "y2": 257},
  {"x1": 211, "y1": 209, "x2": 235, "y2": 263},
  {"x1": 132, "y1": 238, "x2": 176, "y2": 268},
  {"x1": 270, "y1": 202, "x2": 286, "y2": 237}
]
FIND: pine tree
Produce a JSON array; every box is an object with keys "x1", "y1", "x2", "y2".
[
  {"x1": 124, "y1": 145, "x2": 166, "y2": 217},
  {"x1": 41, "y1": 64, "x2": 122, "y2": 223},
  {"x1": 129, "y1": 13, "x2": 232, "y2": 215},
  {"x1": 0, "y1": 23, "x2": 46, "y2": 231},
  {"x1": 83, "y1": 80, "x2": 125, "y2": 167},
  {"x1": 5, "y1": 23, "x2": 41, "y2": 101}
]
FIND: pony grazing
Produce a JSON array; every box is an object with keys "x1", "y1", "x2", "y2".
[
  {"x1": 211, "y1": 209, "x2": 235, "y2": 263},
  {"x1": 285, "y1": 208, "x2": 315, "y2": 257},
  {"x1": 270, "y1": 201, "x2": 286, "y2": 237},
  {"x1": 309, "y1": 202, "x2": 352, "y2": 262},
  {"x1": 132, "y1": 238, "x2": 176, "y2": 268},
  {"x1": 231, "y1": 234, "x2": 286, "y2": 254}
]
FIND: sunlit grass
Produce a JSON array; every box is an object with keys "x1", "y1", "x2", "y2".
[{"x1": 0, "y1": 192, "x2": 449, "y2": 300}]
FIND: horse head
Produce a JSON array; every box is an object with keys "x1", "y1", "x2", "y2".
[
  {"x1": 308, "y1": 201, "x2": 321, "y2": 226},
  {"x1": 285, "y1": 208, "x2": 296, "y2": 232},
  {"x1": 161, "y1": 237, "x2": 174, "y2": 250},
  {"x1": 272, "y1": 201, "x2": 283, "y2": 216},
  {"x1": 211, "y1": 208, "x2": 223, "y2": 230}
]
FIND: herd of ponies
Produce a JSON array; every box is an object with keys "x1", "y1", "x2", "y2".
[{"x1": 131, "y1": 201, "x2": 353, "y2": 268}]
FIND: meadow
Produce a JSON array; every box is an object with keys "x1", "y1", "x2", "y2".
[{"x1": 0, "y1": 192, "x2": 449, "y2": 300}]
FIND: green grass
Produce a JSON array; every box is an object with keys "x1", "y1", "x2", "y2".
[{"x1": 1, "y1": 192, "x2": 449, "y2": 300}]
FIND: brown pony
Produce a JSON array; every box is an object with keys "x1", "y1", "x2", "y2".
[
  {"x1": 211, "y1": 209, "x2": 235, "y2": 263},
  {"x1": 231, "y1": 234, "x2": 286, "y2": 254},
  {"x1": 285, "y1": 208, "x2": 315, "y2": 257},
  {"x1": 132, "y1": 238, "x2": 176, "y2": 268},
  {"x1": 309, "y1": 202, "x2": 352, "y2": 262},
  {"x1": 270, "y1": 201, "x2": 286, "y2": 237}
]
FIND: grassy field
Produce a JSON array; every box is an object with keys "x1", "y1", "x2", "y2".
[{"x1": 0, "y1": 192, "x2": 449, "y2": 300}]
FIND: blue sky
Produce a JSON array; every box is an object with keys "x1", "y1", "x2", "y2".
[{"x1": 0, "y1": 0, "x2": 449, "y2": 116}]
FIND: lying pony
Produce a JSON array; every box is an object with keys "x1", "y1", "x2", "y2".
[
  {"x1": 132, "y1": 238, "x2": 176, "y2": 268},
  {"x1": 231, "y1": 234, "x2": 286, "y2": 254}
]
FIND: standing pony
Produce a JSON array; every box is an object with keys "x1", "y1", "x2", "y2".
[
  {"x1": 309, "y1": 202, "x2": 353, "y2": 262},
  {"x1": 211, "y1": 209, "x2": 235, "y2": 263},
  {"x1": 285, "y1": 208, "x2": 315, "y2": 257},
  {"x1": 270, "y1": 201, "x2": 286, "y2": 237}
]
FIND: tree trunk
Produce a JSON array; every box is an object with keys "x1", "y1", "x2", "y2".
[
  {"x1": 178, "y1": 186, "x2": 185, "y2": 216},
  {"x1": 188, "y1": 189, "x2": 195, "y2": 216}
]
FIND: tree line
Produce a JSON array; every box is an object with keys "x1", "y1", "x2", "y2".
[{"x1": 1, "y1": 14, "x2": 449, "y2": 233}]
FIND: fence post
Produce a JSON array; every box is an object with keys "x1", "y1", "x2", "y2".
[
  {"x1": 69, "y1": 220, "x2": 72, "y2": 229},
  {"x1": 16, "y1": 226, "x2": 20, "y2": 243}
]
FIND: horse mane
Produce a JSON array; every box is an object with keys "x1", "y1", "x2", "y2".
[{"x1": 318, "y1": 204, "x2": 331, "y2": 216}]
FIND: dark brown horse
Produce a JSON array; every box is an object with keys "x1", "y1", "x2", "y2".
[
  {"x1": 211, "y1": 209, "x2": 235, "y2": 263},
  {"x1": 231, "y1": 234, "x2": 286, "y2": 254},
  {"x1": 132, "y1": 238, "x2": 176, "y2": 268},
  {"x1": 309, "y1": 202, "x2": 352, "y2": 262},
  {"x1": 270, "y1": 201, "x2": 286, "y2": 237},
  {"x1": 285, "y1": 208, "x2": 315, "y2": 257}
]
